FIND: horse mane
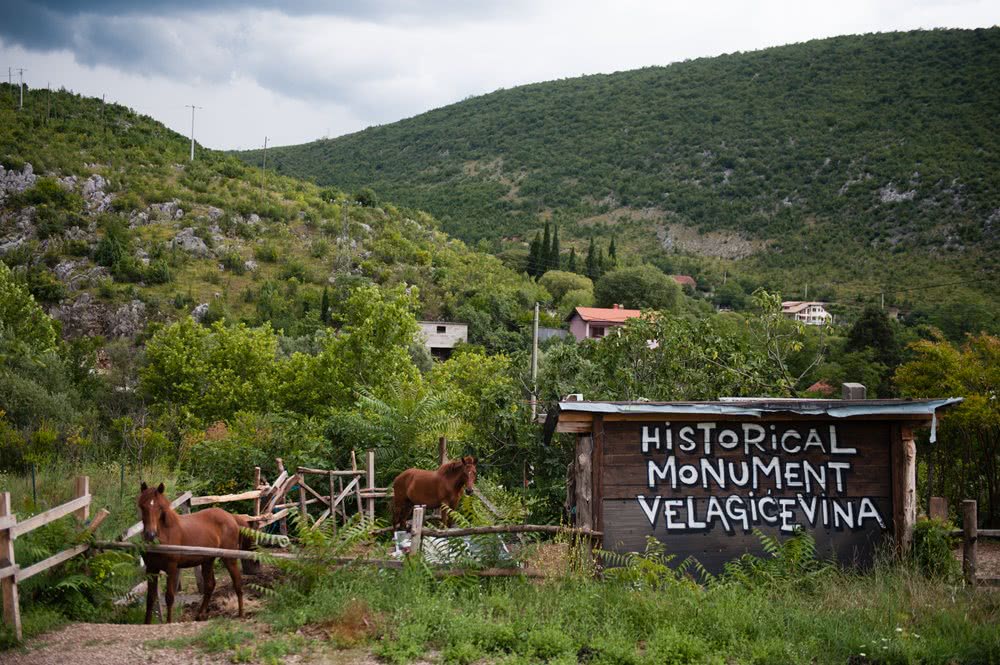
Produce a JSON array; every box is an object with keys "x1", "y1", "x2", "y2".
[{"x1": 438, "y1": 459, "x2": 465, "y2": 476}]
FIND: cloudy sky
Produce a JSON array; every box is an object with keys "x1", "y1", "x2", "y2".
[{"x1": 2, "y1": 1, "x2": 998, "y2": 150}]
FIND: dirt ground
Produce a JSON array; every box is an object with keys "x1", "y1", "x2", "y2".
[{"x1": 955, "y1": 538, "x2": 1000, "y2": 580}]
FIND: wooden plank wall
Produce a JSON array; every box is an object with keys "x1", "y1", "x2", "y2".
[{"x1": 597, "y1": 418, "x2": 896, "y2": 573}]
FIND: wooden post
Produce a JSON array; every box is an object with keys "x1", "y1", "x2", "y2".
[
  {"x1": 963, "y1": 499, "x2": 978, "y2": 588},
  {"x1": 574, "y1": 435, "x2": 594, "y2": 531},
  {"x1": 410, "y1": 505, "x2": 425, "y2": 556},
  {"x1": 73, "y1": 476, "x2": 90, "y2": 523},
  {"x1": 277, "y1": 458, "x2": 288, "y2": 536},
  {"x1": 929, "y1": 496, "x2": 948, "y2": 522},
  {"x1": 438, "y1": 437, "x2": 448, "y2": 465},
  {"x1": 298, "y1": 474, "x2": 307, "y2": 532},
  {"x1": 366, "y1": 450, "x2": 375, "y2": 523},
  {"x1": 252, "y1": 467, "x2": 261, "y2": 518},
  {"x1": 0, "y1": 493, "x2": 21, "y2": 641},
  {"x1": 328, "y1": 471, "x2": 337, "y2": 534},
  {"x1": 891, "y1": 426, "x2": 917, "y2": 555},
  {"x1": 351, "y1": 451, "x2": 363, "y2": 518}
]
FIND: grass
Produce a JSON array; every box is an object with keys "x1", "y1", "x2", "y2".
[{"x1": 157, "y1": 558, "x2": 1000, "y2": 665}]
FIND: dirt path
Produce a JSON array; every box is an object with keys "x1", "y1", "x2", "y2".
[{"x1": 0, "y1": 621, "x2": 227, "y2": 665}]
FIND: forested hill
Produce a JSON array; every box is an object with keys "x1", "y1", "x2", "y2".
[
  {"x1": 0, "y1": 86, "x2": 547, "y2": 352},
  {"x1": 241, "y1": 28, "x2": 1000, "y2": 325}
]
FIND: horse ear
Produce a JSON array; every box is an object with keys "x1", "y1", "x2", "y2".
[
  {"x1": 141, "y1": 481, "x2": 148, "y2": 491},
  {"x1": 463, "y1": 455, "x2": 475, "y2": 464},
  {"x1": 156, "y1": 483, "x2": 165, "y2": 494}
]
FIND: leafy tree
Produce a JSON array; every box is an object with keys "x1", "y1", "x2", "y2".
[
  {"x1": 846, "y1": 306, "x2": 900, "y2": 395},
  {"x1": 895, "y1": 333, "x2": 1000, "y2": 526},
  {"x1": 743, "y1": 289, "x2": 828, "y2": 396},
  {"x1": 0, "y1": 261, "x2": 58, "y2": 359},
  {"x1": 353, "y1": 187, "x2": 379, "y2": 208},
  {"x1": 141, "y1": 317, "x2": 279, "y2": 424},
  {"x1": 594, "y1": 265, "x2": 680, "y2": 311},
  {"x1": 528, "y1": 233, "x2": 542, "y2": 278},
  {"x1": 539, "y1": 270, "x2": 593, "y2": 305}
]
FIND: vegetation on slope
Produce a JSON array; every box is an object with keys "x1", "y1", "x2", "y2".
[{"x1": 246, "y1": 28, "x2": 1000, "y2": 329}]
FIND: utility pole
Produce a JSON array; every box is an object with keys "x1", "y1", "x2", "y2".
[
  {"x1": 185, "y1": 104, "x2": 202, "y2": 161},
  {"x1": 530, "y1": 302, "x2": 539, "y2": 420},
  {"x1": 46, "y1": 82, "x2": 50, "y2": 123},
  {"x1": 804, "y1": 283, "x2": 808, "y2": 300},
  {"x1": 881, "y1": 291, "x2": 885, "y2": 310},
  {"x1": 260, "y1": 136, "x2": 268, "y2": 197},
  {"x1": 16, "y1": 68, "x2": 25, "y2": 110}
]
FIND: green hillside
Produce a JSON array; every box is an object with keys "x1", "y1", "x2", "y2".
[
  {"x1": 242, "y1": 28, "x2": 1000, "y2": 330},
  {"x1": 0, "y1": 85, "x2": 546, "y2": 351}
]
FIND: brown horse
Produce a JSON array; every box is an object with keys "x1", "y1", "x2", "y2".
[
  {"x1": 392, "y1": 456, "x2": 477, "y2": 530},
  {"x1": 137, "y1": 482, "x2": 252, "y2": 624}
]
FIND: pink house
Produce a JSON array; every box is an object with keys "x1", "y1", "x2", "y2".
[{"x1": 566, "y1": 305, "x2": 642, "y2": 341}]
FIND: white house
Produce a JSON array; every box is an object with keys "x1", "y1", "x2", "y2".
[
  {"x1": 781, "y1": 301, "x2": 832, "y2": 326},
  {"x1": 417, "y1": 321, "x2": 468, "y2": 359}
]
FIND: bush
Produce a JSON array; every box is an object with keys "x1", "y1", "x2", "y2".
[
  {"x1": 912, "y1": 518, "x2": 961, "y2": 579},
  {"x1": 255, "y1": 243, "x2": 280, "y2": 263},
  {"x1": 594, "y1": 265, "x2": 681, "y2": 311},
  {"x1": 144, "y1": 259, "x2": 173, "y2": 284}
]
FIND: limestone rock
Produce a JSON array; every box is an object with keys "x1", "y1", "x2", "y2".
[
  {"x1": 169, "y1": 227, "x2": 210, "y2": 257},
  {"x1": 0, "y1": 163, "x2": 36, "y2": 203},
  {"x1": 191, "y1": 303, "x2": 210, "y2": 322}
]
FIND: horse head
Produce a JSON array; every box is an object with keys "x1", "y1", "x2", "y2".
[
  {"x1": 461, "y1": 455, "x2": 477, "y2": 496},
  {"x1": 137, "y1": 481, "x2": 168, "y2": 542}
]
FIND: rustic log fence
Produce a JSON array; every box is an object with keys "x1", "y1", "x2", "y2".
[{"x1": 949, "y1": 499, "x2": 1000, "y2": 588}]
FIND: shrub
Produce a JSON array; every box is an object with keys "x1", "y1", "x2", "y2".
[
  {"x1": 255, "y1": 243, "x2": 280, "y2": 262},
  {"x1": 221, "y1": 251, "x2": 246, "y2": 275},
  {"x1": 912, "y1": 518, "x2": 961, "y2": 579},
  {"x1": 144, "y1": 259, "x2": 173, "y2": 284}
]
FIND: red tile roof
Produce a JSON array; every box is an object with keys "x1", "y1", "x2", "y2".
[
  {"x1": 569, "y1": 306, "x2": 643, "y2": 323},
  {"x1": 671, "y1": 275, "x2": 696, "y2": 288}
]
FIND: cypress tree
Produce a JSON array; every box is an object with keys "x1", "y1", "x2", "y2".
[
  {"x1": 320, "y1": 286, "x2": 331, "y2": 324},
  {"x1": 528, "y1": 232, "x2": 542, "y2": 277},
  {"x1": 540, "y1": 223, "x2": 551, "y2": 275},
  {"x1": 568, "y1": 247, "x2": 577, "y2": 273},
  {"x1": 550, "y1": 225, "x2": 560, "y2": 271},
  {"x1": 597, "y1": 247, "x2": 605, "y2": 279},
  {"x1": 585, "y1": 238, "x2": 597, "y2": 280},
  {"x1": 608, "y1": 236, "x2": 617, "y2": 267}
]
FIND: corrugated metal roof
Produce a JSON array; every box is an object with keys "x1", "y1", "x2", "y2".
[{"x1": 557, "y1": 398, "x2": 963, "y2": 441}]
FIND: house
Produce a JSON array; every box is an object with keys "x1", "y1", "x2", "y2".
[
  {"x1": 671, "y1": 275, "x2": 697, "y2": 290},
  {"x1": 566, "y1": 305, "x2": 642, "y2": 341},
  {"x1": 781, "y1": 301, "x2": 832, "y2": 326},
  {"x1": 417, "y1": 321, "x2": 468, "y2": 359}
]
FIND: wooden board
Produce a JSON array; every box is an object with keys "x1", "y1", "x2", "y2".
[{"x1": 598, "y1": 419, "x2": 895, "y2": 573}]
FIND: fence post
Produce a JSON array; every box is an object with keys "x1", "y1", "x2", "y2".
[
  {"x1": 438, "y1": 437, "x2": 448, "y2": 465},
  {"x1": 366, "y1": 450, "x2": 375, "y2": 523},
  {"x1": 328, "y1": 471, "x2": 337, "y2": 534},
  {"x1": 276, "y1": 458, "x2": 288, "y2": 536},
  {"x1": 351, "y1": 451, "x2": 363, "y2": 517},
  {"x1": 252, "y1": 467, "x2": 261, "y2": 517},
  {"x1": 74, "y1": 476, "x2": 90, "y2": 523},
  {"x1": 928, "y1": 496, "x2": 948, "y2": 522},
  {"x1": 962, "y1": 499, "x2": 978, "y2": 588},
  {"x1": 298, "y1": 473, "x2": 307, "y2": 532},
  {"x1": 0, "y1": 492, "x2": 21, "y2": 641},
  {"x1": 411, "y1": 505, "x2": 425, "y2": 556}
]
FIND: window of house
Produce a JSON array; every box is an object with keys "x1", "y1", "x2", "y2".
[
  {"x1": 436, "y1": 325, "x2": 447, "y2": 334},
  {"x1": 591, "y1": 326, "x2": 606, "y2": 338}
]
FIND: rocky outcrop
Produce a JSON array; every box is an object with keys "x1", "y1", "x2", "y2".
[
  {"x1": 53, "y1": 259, "x2": 108, "y2": 290},
  {"x1": 82, "y1": 174, "x2": 114, "y2": 212},
  {"x1": 0, "y1": 163, "x2": 37, "y2": 202},
  {"x1": 149, "y1": 199, "x2": 182, "y2": 220},
  {"x1": 191, "y1": 303, "x2": 210, "y2": 322},
  {"x1": 50, "y1": 294, "x2": 146, "y2": 338},
  {"x1": 169, "y1": 227, "x2": 211, "y2": 257}
]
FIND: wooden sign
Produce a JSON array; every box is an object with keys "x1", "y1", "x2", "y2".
[{"x1": 599, "y1": 419, "x2": 894, "y2": 571}]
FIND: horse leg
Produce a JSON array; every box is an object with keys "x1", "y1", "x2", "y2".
[
  {"x1": 223, "y1": 557, "x2": 244, "y2": 618},
  {"x1": 197, "y1": 560, "x2": 216, "y2": 620},
  {"x1": 144, "y1": 570, "x2": 159, "y2": 624},
  {"x1": 164, "y1": 563, "x2": 178, "y2": 623}
]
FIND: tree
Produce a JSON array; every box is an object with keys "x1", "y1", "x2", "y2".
[
  {"x1": 320, "y1": 286, "x2": 331, "y2": 324},
  {"x1": 541, "y1": 223, "x2": 551, "y2": 274},
  {"x1": 895, "y1": 333, "x2": 1000, "y2": 526},
  {"x1": 743, "y1": 289, "x2": 827, "y2": 396},
  {"x1": 539, "y1": 270, "x2": 593, "y2": 304},
  {"x1": 567, "y1": 247, "x2": 577, "y2": 273},
  {"x1": 846, "y1": 306, "x2": 900, "y2": 395},
  {"x1": 549, "y1": 225, "x2": 560, "y2": 271},
  {"x1": 585, "y1": 238, "x2": 598, "y2": 281},
  {"x1": 608, "y1": 236, "x2": 617, "y2": 267},
  {"x1": 0, "y1": 261, "x2": 58, "y2": 359},
  {"x1": 528, "y1": 233, "x2": 542, "y2": 278},
  {"x1": 594, "y1": 265, "x2": 680, "y2": 311}
]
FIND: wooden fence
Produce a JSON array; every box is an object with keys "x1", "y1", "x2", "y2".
[
  {"x1": 0, "y1": 476, "x2": 97, "y2": 641},
  {"x1": 952, "y1": 499, "x2": 1000, "y2": 588}
]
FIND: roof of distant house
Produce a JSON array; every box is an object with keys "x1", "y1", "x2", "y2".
[
  {"x1": 671, "y1": 275, "x2": 696, "y2": 288},
  {"x1": 567, "y1": 305, "x2": 643, "y2": 323},
  {"x1": 781, "y1": 300, "x2": 828, "y2": 313},
  {"x1": 807, "y1": 380, "x2": 836, "y2": 396}
]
